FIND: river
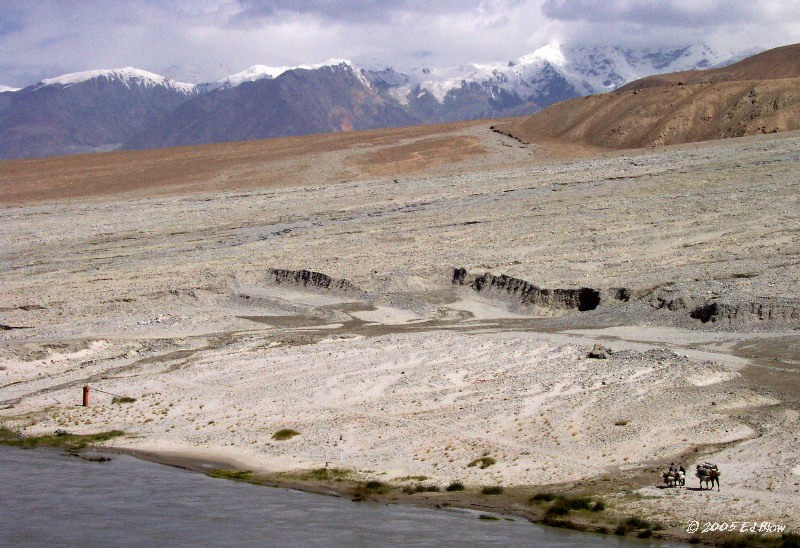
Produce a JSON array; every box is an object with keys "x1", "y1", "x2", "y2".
[{"x1": 0, "y1": 446, "x2": 678, "y2": 547}]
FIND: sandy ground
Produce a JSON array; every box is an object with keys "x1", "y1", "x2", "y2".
[{"x1": 1, "y1": 126, "x2": 799, "y2": 539}]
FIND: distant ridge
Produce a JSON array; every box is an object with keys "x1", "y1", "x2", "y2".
[
  {"x1": 0, "y1": 43, "x2": 741, "y2": 159},
  {"x1": 495, "y1": 43, "x2": 800, "y2": 150}
]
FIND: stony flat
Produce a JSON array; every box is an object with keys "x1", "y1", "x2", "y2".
[{"x1": 1, "y1": 124, "x2": 799, "y2": 535}]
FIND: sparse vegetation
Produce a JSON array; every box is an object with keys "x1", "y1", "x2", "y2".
[
  {"x1": 207, "y1": 469, "x2": 259, "y2": 484},
  {"x1": 402, "y1": 483, "x2": 440, "y2": 494},
  {"x1": 352, "y1": 480, "x2": 391, "y2": 501},
  {"x1": 529, "y1": 492, "x2": 557, "y2": 503},
  {"x1": 293, "y1": 468, "x2": 350, "y2": 482},
  {"x1": 446, "y1": 481, "x2": 465, "y2": 492},
  {"x1": 272, "y1": 429, "x2": 300, "y2": 440},
  {"x1": 111, "y1": 396, "x2": 137, "y2": 404},
  {"x1": 481, "y1": 485, "x2": 504, "y2": 495},
  {"x1": 468, "y1": 456, "x2": 496, "y2": 469},
  {"x1": 614, "y1": 515, "x2": 658, "y2": 536},
  {"x1": 479, "y1": 514, "x2": 500, "y2": 521},
  {"x1": 0, "y1": 426, "x2": 124, "y2": 452},
  {"x1": 531, "y1": 493, "x2": 606, "y2": 518}
]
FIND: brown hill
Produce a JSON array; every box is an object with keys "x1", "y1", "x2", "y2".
[
  {"x1": 619, "y1": 43, "x2": 800, "y2": 90},
  {"x1": 494, "y1": 43, "x2": 800, "y2": 150},
  {"x1": 0, "y1": 119, "x2": 539, "y2": 204}
]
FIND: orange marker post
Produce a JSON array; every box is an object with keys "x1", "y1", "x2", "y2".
[{"x1": 82, "y1": 385, "x2": 89, "y2": 407}]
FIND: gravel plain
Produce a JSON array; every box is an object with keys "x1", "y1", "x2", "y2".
[{"x1": 1, "y1": 125, "x2": 799, "y2": 537}]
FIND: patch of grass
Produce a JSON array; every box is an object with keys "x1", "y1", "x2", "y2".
[
  {"x1": 532, "y1": 493, "x2": 605, "y2": 515},
  {"x1": 111, "y1": 396, "x2": 137, "y2": 404},
  {"x1": 529, "y1": 492, "x2": 557, "y2": 503},
  {"x1": 615, "y1": 515, "x2": 655, "y2": 536},
  {"x1": 446, "y1": 481, "x2": 465, "y2": 492},
  {"x1": 396, "y1": 475, "x2": 428, "y2": 482},
  {"x1": 0, "y1": 427, "x2": 124, "y2": 451},
  {"x1": 352, "y1": 480, "x2": 392, "y2": 501},
  {"x1": 207, "y1": 469, "x2": 259, "y2": 484},
  {"x1": 468, "y1": 456, "x2": 496, "y2": 469},
  {"x1": 481, "y1": 485, "x2": 504, "y2": 495},
  {"x1": 402, "y1": 483, "x2": 441, "y2": 494},
  {"x1": 479, "y1": 515, "x2": 500, "y2": 521},
  {"x1": 271, "y1": 429, "x2": 300, "y2": 441},
  {"x1": 295, "y1": 468, "x2": 350, "y2": 482},
  {"x1": 614, "y1": 420, "x2": 628, "y2": 426},
  {"x1": 545, "y1": 502, "x2": 571, "y2": 517}
]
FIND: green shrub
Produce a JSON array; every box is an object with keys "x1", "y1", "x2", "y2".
[
  {"x1": 529, "y1": 492, "x2": 557, "y2": 503},
  {"x1": 352, "y1": 480, "x2": 391, "y2": 501},
  {"x1": 545, "y1": 503, "x2": 571, "y2": 517},
  {"x1": 272, "y1": 429, "x2": 300, "y2": 440},
  {"x1": 615, "y1": 515, "x2": 653, "y2": 536},
  {"x1": 479, "y1": 515, "x2": 500, "y2": 521},
  {"x1": 403, "y1": 483, "x2": 440, "y2": 494},
  {"x1": 446, "y1": 481, "x2": 465, "y2": 492},
  {"x1": 481, "y1": 485, "x2": 504, "y2": 495},
  {"x1": 567, "y1": 496, "x2": 592, "y2": 510},
  {"x1": 111, "y1": 396, "x2": 137, "y2": 404}
]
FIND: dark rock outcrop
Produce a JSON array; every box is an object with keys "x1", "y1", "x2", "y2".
[
  {"x1": 452, "y1": 268, "x2": 601, "y2": 312},
  {"x1": 267, "y1": 269, "x2": 362, "y2": 294}
]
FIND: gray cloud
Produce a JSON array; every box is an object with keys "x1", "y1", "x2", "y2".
[
  {"x1": 543, "y1": 0, "x2": 778, "y2": 27},
  {"x1": 231, "y1": 0, "x2": 502, "y2": 23},
  {"x1": 0, "y1": 1, "x2": 798, "y2": 88}
]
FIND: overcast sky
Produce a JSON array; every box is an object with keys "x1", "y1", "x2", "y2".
[{"x1": 2, "y1": 0, "x2": 799, "y2": 87}]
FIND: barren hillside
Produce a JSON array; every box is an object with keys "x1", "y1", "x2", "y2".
[{"x1": 495, "y1": 43, "x2": 800, "y2": 149}]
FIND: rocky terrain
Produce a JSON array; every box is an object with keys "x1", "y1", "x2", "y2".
[{"x1": 1, "y1": 121, "x2": 799, "y2": 540}]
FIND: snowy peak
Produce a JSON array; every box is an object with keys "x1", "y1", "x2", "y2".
[
  {"x1": 383, "y1": 42, "x2": 732, "y2": 106},
  {"x1": 206, "y1": 59, "x2": 362, "y2": 90},
  {"x1": 36, "y1": 67, "x2": 197, "y2": 94},
  {"x1": 0, "y1": 85, "x2": 21, "y2": 93},
  {"x1": 211, "y1": 65, "x2": 282, "y2": 90}
]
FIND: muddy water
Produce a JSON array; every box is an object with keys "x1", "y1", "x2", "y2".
[{"x1": 0, "y1": 446, "x2": 677, "y2": 547}]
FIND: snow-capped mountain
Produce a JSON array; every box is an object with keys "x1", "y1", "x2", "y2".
[
  {"x1": 0, "y1": 85, "x2": 20, "y2": 93},
  {"x1": 0, "y1": 68, "x2": 199, "y2": 159},
  {"x1": 33, "y1": 67, "x2": 197, "y2": 94},
  {"x1": 366, "y1": 43, "x2": 733, "y2": 121},
  {"x1": 0, "y1": 43, "x2": 741, "y2": 159}
]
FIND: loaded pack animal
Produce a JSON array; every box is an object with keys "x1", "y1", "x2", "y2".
[
  {"x1": 696, "y1": 463, "x2": 720, "y2": 491},
  {"x1": 663, "y1": 468, "x2": 685, "y2": 487}
]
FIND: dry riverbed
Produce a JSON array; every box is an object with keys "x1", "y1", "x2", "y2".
[{"x1": 2, "y1": 128, "x2": 799, "y2": 543}]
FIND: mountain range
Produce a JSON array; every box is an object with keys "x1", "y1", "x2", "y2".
[
  {"x1": 0, "y1": 43, "x2": 741, "y2": 159},
  {"x1": 495, "y1": 43, "x2": 800, "y2": 150}
]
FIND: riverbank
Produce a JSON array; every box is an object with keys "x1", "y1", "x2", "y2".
[{"x1": 96, "y1": 443, "x2": 797, "y2": 546}]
